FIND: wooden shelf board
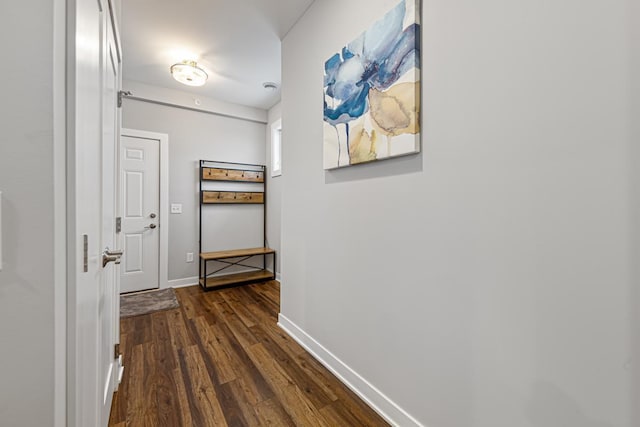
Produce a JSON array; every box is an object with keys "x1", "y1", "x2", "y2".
[
  {"x1": 202, "y1": 167, "x2": 264, "y2": 183},
  {"x1": 202, "y1": 191, "x2": 264, "y2": 204},
  {"x1": 200, "y1": 247, "x2": 275, "y2": 260},
  {"x1": 199, "y1": 269, "x2": 274, "y2": 288}
]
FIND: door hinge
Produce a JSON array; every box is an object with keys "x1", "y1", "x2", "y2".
[
  {"x1": 117, "y1": 90, "x2": 132, "y2": 108},
  {"x1": 114, "y1": 343, "x2": 120, "y2": 359},
  {"x1": 83, "y1": 234, "x2": 88, "y2": 273},
  {"x1": 116, "y1": 217, "x2": 122, "y2": 233}
]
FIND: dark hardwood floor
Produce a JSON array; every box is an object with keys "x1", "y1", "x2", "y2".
[{"x1": 109, "y1": 281, "x2": 389, "y2": 426}]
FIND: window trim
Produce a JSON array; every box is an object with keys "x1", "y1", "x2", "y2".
[{"x1": 271, "y1": 119, "x2": 282, "y2": 177}]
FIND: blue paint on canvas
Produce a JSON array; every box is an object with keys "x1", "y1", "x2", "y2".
[{"x1": 323, "y1": 0, "x2": 421, "y2": 128}]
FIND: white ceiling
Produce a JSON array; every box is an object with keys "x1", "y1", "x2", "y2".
[{"x1": 120, "y1": 0, "x2": 315, "y2": 110}]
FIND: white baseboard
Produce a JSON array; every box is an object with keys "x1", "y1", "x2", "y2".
[
  {"x1": 115, "y1": 355, "x2": 124, "y2": 391},
  {"x1": 167, "y1": 276, "x2": 199, "y2": 288},
  {"x1": 277, "y1": 314, "x2": 425, "y2": 427},
  {"x1": 266, "y1": 268, "x2": 281, "y2": 282}
]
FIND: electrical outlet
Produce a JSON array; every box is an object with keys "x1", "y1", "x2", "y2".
[
  {"x1": 186, "y1": 252, "x2": 194, "y2": 263},
  {"x1": 171, "y1": 203, "x2": 182, "y2": 214}
]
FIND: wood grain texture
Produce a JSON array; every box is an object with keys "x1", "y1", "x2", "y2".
[
  {"x1": 202, "y1": 167, "x2": 264, "y2": 183},
  {"x1": 109, "y1": 281, "x2": 389, "y2": 427},
  {"x1": 200, "y1": 270, "x2": 275, "y2": 289},
  {"x1": 200, "y1": 247, "x2": 275, "y2": 260},
  {"x1": 202, "y1": 191, "x2": 264, "y2": 204}
]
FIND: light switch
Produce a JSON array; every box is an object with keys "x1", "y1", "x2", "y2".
[{"x1": 171, "y1": 203, "x2": 182, "y2": 214}]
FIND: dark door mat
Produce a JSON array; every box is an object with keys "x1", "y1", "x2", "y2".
[{"x1": 120, "y1": 287, "x2": 180, "y2": 318}]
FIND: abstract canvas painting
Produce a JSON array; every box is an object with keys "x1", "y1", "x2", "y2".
[{"x1": 323, "y1": 0, "x2": 421, "y2": 169}]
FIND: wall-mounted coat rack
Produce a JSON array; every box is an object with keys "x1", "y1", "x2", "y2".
[{"x1": 198, "y1": 160, "x2": 275, "y2": 290}]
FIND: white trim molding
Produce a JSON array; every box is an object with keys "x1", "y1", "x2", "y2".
[
  {"x1": 277, "y1": 314, "x2": 425, "y2": 427},
  {"x1": 53, "y1": 1, "x2": 67, "y2": 425},
  {"x1": 270, "y1": 118, "x2": 282, "y2": 177},
  {"x1": 266, "y1": 268, "x2": 281, "y2": 283},
  {"x1": 168, "y1": 276, "x2": 200, "y2": 289}
]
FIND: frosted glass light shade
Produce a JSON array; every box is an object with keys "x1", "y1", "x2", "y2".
[{"x1": 170, "y1": 61, "x2": 208, "y2": 86}]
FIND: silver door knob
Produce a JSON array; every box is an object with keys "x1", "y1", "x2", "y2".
[
  {"x1": 144, "y1": 223, "x2": 157, "y2": 229},
  {"x1": 103, "y1": 248, "x2": 124, "y2": 267}
]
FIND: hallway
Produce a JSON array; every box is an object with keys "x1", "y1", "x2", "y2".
[{"x1": 109, "y1": 282, "x2": 388, "y2": 426}]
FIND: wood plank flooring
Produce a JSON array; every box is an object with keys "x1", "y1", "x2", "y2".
[{"x1": 109, "y1": 281, "x2": 389, "y2": 427}]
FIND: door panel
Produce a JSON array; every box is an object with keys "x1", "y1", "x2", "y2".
[
  {"x1": 124, "y1": 171, "x2": 144, "y2": 216},
  {"x1": 125, "y1": 148, "x2": 144, "y2": 160},
  {"x1": 99, "y1": 6, "x2": 120, "y2": 427},
  {"x1": 124, "y1": 234, "x2": 143, "y2": 272},
  {"x1": 120, "y1": 135, "x2": 160, "y2": 293},
  {"x1": 69, "y1": 0, "x2": 121, "y2": 426}
]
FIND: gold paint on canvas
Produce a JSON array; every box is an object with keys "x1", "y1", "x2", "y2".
[
  {"x1": 368, "y1": 81, "x2": 420, "y2": 137},
  {"x1": 348, "y1": 122, "x2": 378, "y2": 165}
]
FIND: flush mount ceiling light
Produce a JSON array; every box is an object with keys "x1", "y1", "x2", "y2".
[{"x1": 170, "y1": 60, "x2": 208, "y2": 87}]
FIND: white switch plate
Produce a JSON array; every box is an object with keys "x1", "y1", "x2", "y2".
[
  {"x1": 171, "y1": 203, "x2": 182, "y2": 214},
  {"x1": 186, "y1": 252, "x2": 194, "y2": 263}
]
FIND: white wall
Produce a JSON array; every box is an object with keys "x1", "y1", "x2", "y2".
[
  {"x1": 122, "y1": 81, "x2": 268, "y2": 283},
  {"x1": 280, "y1": 1, "x2": 637, "y2": 426},
  {"x1": 123, "y1": 80, "x2": 266, "y2": 123},
  {"x1": 0, "y1": 0, "x2": 59, "y2": 425},
  {"x1": 630, "y1": 0, "x2": 640, "y2": 422},
  {"x1": 266, "y1": 102, "x2": 282, "y2": 276}
]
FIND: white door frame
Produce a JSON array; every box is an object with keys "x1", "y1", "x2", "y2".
[
  {"x1": 53, "y1": 0, "x2": 67, "y2": 425},
  {"x1": 120, "y1": 128, "x2": 169, "y2": 290}
]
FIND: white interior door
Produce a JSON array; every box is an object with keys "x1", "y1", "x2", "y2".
[
  {"x1": 120, "y1": 134, "x2": 160, "y2": 293},
  {"x1": 68, "y1": 0, "x2": 121, "y2": 426},
  {"x1": 99, "y1": 9, "x2": 121, "y2": 427}
]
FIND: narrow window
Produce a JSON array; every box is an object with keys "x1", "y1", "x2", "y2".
[{"x1": 271, "y1": 119, "x2": 282, "y2": 177}]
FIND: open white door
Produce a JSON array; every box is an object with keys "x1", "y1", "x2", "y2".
[
  {"x1": 98, "y1": 7, "x2": 121, "y2": 426},
  {"x1": 67, "y1": 0, "x2": 121, "y2": 426}
]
